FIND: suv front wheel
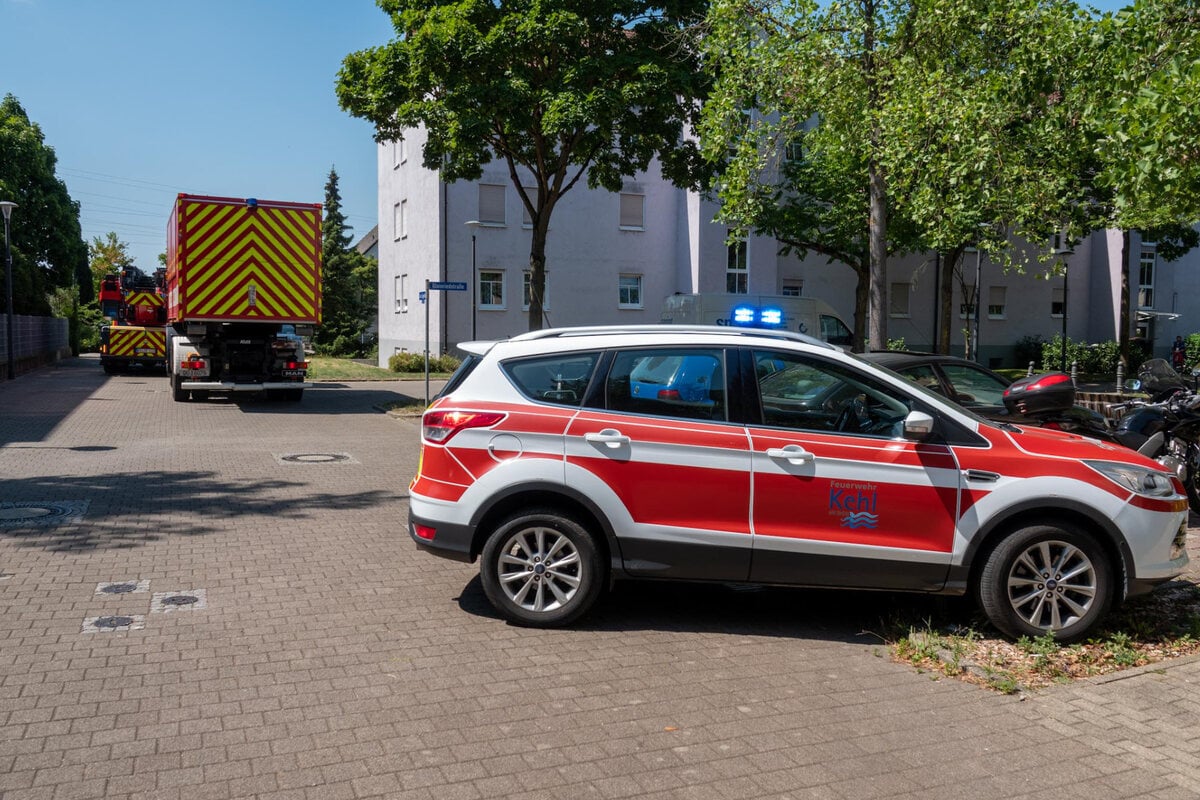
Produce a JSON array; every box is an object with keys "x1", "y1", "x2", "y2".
[
  {"x1": 480, "y1": 508, "x2": 605, "y2": 627},
  {"x1": 978, "y1": 523, "x2": 1113, "y2": 643}
]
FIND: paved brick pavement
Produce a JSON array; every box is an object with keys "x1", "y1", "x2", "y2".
[{"x1": 3, "y1": 356, "x2": 1200, "y2": 799}]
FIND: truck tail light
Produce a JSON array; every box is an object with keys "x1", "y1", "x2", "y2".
[
  {"x1": 286, "y1": 361, "x2": 308, "y2": 370},
  {"x1": 657, "y1": 389, "x2": 681, "y2": 400},
  {"x1": 422, "y1": 410, "x2": 505, "y2": 443},
  {"x1": 182, "y1": 357, "x2": 206, "y2": 370}
]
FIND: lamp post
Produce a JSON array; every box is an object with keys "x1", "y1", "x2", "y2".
[
  {"x1": 0, "y1": 201, "x2": 17, "y2": 381},
  {"x1": 464, "y1": 220, "x2": 480, "y2": 341}
]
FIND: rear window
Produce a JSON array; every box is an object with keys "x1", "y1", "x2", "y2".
[
  {"x1": 501, "y1": 352, "x2": 601, "y2": 406},
  {"x1": 435, "y1": 353, "x2": 483, "y2": 400}
]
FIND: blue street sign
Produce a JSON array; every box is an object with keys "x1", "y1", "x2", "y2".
[
  {"x1": 429, "y1": 281, "x2": 468, "y2": 291},
  {"x1": 418, "y1": 291, "x2": 426, "y2": 303}
]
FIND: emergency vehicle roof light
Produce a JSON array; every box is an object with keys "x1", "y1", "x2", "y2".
[
  {"x1": 760, "y1": 307, "x2": 783, "y2": 327},
  {"x1": 246, "y1": 198, "x2": 258, "y2": 209},
  {"x1": 732, "y1": 305, "x2": 755, "y2": 325}
]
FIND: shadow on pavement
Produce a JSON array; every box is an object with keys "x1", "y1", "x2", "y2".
[
  {"x1": 0, "y1": 358, "x2": 107, "y2": 447},
  {"x1": 230, "y1": 386, "x2": 420, "y2": 415},
  {"x1": 0, "y1": 471, "x2": 399, "y2": 553},
  {"x1": 455, "y1": 573, "x2": 976, "y2": 645}
]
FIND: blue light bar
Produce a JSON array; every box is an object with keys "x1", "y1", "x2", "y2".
[
  {"x1": 732, "y1": 305, "x2": 756, "y2": 325},
  {"x1": 759, "y1": 307, "x2": 783, "y2": 326}
]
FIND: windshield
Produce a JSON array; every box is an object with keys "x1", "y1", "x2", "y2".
[{"x1": 849, "y1": 353, "x2": 1001, "y2": 427}]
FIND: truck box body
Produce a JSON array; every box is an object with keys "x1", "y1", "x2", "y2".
[
  {"x1": 661, "y1": 293, "x2": 853, "y2": 346},
  {"x1": 167, "y1": 194, "x2": 322, "y2": 325}
]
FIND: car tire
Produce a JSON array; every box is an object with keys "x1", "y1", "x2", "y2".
[
  {"x1": 480, "y1": 508, "x2": 605, "y2": 627},
  {"x1": 978, "y1": 523, "x2": 1113, "y2": 643}
]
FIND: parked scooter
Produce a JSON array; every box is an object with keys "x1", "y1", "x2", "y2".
[{"x1": 1112, "y1": 358, "x2": 1200, "y2": 514}]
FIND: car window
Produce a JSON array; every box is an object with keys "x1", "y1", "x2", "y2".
[
  {"x1": 820, "y1": 315, "x2": 853, "y2": 347},
  {"x1": 604, "y1": 348, "x2": 726, "y2": 421},
  {"x1": 940, "y1": 363, "x2": 1008, "y2": 407},
  {"x1": 895, "y1": 364, "x2": 945, "y2": 395},
  {"x1": 501, "y1": 352, "x2": 600, "y2": 406},
  {"x1": 753, "y1": 349, "x2": 911, "y2": 437}
]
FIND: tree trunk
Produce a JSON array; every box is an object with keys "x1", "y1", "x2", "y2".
[
  {"x1": 527, "y1": 216, "x2": 550, "y2": 331},
  {"x1": 867, "y1": 162, "x2": 888, "y2": 351},
  {"x1": 853, "y1": 262, "x2": 870, "y2": 352},
  {"x1": 1119, "y1": 229, "x2": 1131, "y2": 369},
  {"x1": 938, "y1": 251, "x2": 956, "y2": 355}
]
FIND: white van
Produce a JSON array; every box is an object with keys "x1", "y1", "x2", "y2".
[{"x1": 661, "y1": 293, "x2": 853, "y2": 346}]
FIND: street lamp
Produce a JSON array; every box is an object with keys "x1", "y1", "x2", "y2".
[
  {"x1": 0, "y1": 201, "x2": 16, "y2": 381},
  {"x1": 464, "y1": 220, "x2": 480, "y2": 341}
]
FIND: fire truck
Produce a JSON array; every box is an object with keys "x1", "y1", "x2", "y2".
[
  {"x1": 97, "y1": 266, "x2": 168, "y2": 374},
  {"x1": 165, "y1": 194, "x2": 322, "y2": 402}
]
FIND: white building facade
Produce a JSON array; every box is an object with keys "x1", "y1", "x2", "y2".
[{"x1": 375, "y1": 127, "x2": 1200, "y2": 370}]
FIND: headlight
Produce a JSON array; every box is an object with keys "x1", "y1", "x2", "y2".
[{"x1": 1085, "y1": 460, "x2": 1176, "y2": 498}]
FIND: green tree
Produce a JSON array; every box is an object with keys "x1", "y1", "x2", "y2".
[
  {"x1": 337, "y1": 0, "x2": 710, "y2": 331},
  {"x1": 0, "y1": 94, "x2": 88, "y2": 315},
  {"x1": 701, "y1": 0, "x2": 910, "y2": 351},
  {"x1": 87, "y1": 231, "x2": 135, "y2": 291},
  {"x1": 316, "y1": 167, "x2": 375, "y2": 356},
  {"x1": 1079, "y1": 0, "x2": 1200, "y2": 367}
]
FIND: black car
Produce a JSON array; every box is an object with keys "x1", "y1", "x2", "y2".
[{"x1": 861, "y1": 351, "x2": 1112, "y2": 435}]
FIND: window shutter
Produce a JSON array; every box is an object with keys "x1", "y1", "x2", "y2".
[{"x1": 479, "y1": 185, "x2": 505, "y2": 224}]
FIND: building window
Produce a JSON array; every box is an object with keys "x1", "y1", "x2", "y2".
[
  {"x1": 522, "y1": 270, "x2": 549, "y2": 311},
  {"x1": 479, "y1": 184, "x2": 506, "y2": 226},
  {"x1": 395, "y1": 274, "x2": 407, "y2": 314},
  {"x1": 784, "y1": 139, "x2": 804, "y2": 162},
  {"x1": 619, "y1": 194, "x2": 644, "y2": 230},
  {"x1": 726, "y1": 237, "x2": 748, "y2": 294},
  {"x1": 619, "y1": 275, "x2": 642, "y2": 308},
  {"x1": 889, "y1": 282, "x2": 911, "y2": 318},
  {"x1": 959, "y1": 284, "x2": 976, "y2": 318},
  {"x1": 393, "y1": 136, "x2": 407, "y2": 167},
  {"x1": 393, "y1": 202, "x2": 404, "y2": 241},
  {"x1": 521, "y1": 187, "x2": 535, "y2": 228},
  {"x1": 479, "y1": 270, "x2": 505, "y2": 309},
  {"x1": 781, "y1": 284, "x2": 802, "y2": 297},
  {"x1": 1051, "y1": 286, "x2": 1065, "y2": 318},
  {"x1": 1139, "y1": 249, "x2": 1156, "y2": 308},
  {"x1": 988, "y1": 286, "x2": 1006, "y2": 319}
]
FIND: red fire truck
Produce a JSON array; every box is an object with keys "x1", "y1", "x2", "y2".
[{"x1": 97, "y1": 266, "x2": 167, "y2": 374}]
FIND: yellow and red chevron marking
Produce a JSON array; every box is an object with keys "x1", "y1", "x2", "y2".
[
  {"x1": 106, "y1": 327, "x2": 166, "y2": 358},
  {"x1": 179, "y1": 199, "x2": 320, "y2": 321},
  {"x1": 124, "y1": 291, "x2": 164, "y2": 308}
]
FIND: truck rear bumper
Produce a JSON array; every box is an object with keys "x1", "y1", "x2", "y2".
[{"x1": 180, "y1": 381, "x2": 314, "y2": 392}]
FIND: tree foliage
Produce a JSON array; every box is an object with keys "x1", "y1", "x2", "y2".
[
  {"x1": 337, "y1": 0, "x2": 711, "y2": 331},
  {"x1": 316, "y1": 167, "x2": 376, "y2": 357},
  {"x1": 0, "y1": 94, "x2": 88, "y2": 315},
  {"x1": 87, "y1": 231, "x2": 135, "y2": 290}
]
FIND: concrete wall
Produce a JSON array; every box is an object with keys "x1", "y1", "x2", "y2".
[{"x1": 0, "y1": 315, "x2": 70, "y2": 379}]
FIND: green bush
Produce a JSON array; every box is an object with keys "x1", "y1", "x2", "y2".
[
  {"x1": 388, "y1": 352, "x2": 426, "y2": 372},
  {"x1": 1014, "y1": 335, "x2": 1044, "y2": 370}
]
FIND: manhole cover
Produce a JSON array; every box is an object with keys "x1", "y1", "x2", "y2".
[
  {"x1": 83, "y1": 614, "x2": 144, "y2": 633},
  {"x1": 151, "y1": 589, "x2": 207, "y2": 613},
  {"x1": 0, "y1": 506, "x2": 53, "y2": 520},
  {"x1": 0, "y1": 501, "x2": 89, "y2": 529},
  {"x1": 96, "y1": 579, "x2": 150, "y2": 596},
  {"x1": 280, "y1": 453, "x2": 351, "y2": 463}
]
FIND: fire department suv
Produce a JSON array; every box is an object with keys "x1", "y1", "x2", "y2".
[{"x1": 408, "y1": 326, "x2": 1189, "y2": 641}]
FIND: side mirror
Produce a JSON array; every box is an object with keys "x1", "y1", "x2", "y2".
[{"x1": 903, "y1": 410, "x2": 935, "y2": 440}]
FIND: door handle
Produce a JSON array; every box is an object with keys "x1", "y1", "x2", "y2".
[
  {"x1": 585, "y1": 428, "x2": 630, "y2": 448},
  {"x1": 767, "y1": 444, "x2": 815, "y2": 464}
]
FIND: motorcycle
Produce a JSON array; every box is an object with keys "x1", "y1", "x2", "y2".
[
  {"x1": 1001, "y1": 372, "x2": 1120, "y2": 444},
  {"x1": 1112, "y1": 358, "x2": 1200, "y2": 515}
]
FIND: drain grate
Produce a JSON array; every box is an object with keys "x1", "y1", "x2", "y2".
[
  {"x1": 83, "y1": 614, "x2": 145, "y2": 633},
  {"x1": 0, "y1": 500, "x2": 89, "y2": 529},
  {"x1": 276, "y1": 452, "x2": 358, "y2": 465},
  {"x1": 151, "y1": 589, "x2": 207, "y2": 613},
  {"x1": 96, "y1": 580, "x2": 150, "y2": 596}
]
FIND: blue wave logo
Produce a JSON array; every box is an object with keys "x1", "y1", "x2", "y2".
[{"x1": 841, "y1": 512, "x2": 878, "y2": 529}]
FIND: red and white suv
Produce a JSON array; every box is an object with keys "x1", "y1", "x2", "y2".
[{"x1": 408, "y1": 326, "x2": 1189, "y2": 641}]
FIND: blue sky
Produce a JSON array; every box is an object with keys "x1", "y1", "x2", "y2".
[
  {"x1": 2, "y1": 0, "x2": 1130, "y2": 273},
  {"x1": 2, "y1": 0, "x2": 389, "y2": 269}
]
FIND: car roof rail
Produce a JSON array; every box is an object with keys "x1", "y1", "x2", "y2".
[{"x1": 505, "y1": 324, "x2": 834, "y2": 349}]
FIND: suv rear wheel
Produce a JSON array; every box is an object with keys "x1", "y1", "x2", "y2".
[
  {"x1": 978, "y1": 523, "x2": 1113, "y2": 643},
  {"x1": 480, "y1": 508, "x2": 604, "y2": 627}
]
